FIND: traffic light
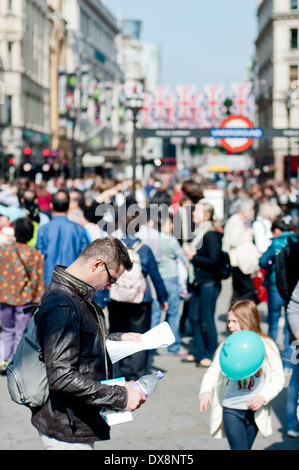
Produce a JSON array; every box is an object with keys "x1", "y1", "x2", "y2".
[
  {"x1": 9, "y1": 157, "x2": 15, "y2": 165},
  {"x1": 42, "y1": 149, "x2": 50, "y2": 158},
  {"x1": 23, "y1": 147, "x2": 32, "y2": 157}
]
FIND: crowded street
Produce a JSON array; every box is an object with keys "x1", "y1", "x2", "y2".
[
  {"x1": 1, "y1": 278, "x2": 298, "y2": 451},
  {"x1": 1, "y1": 0, "x2": 299, "y2": 453}
]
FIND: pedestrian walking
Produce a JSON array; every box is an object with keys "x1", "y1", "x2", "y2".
[
  {"x1": 170, "y1": 179, "x2": 204, "y2": 245},
  {"x1": 286, "y1": 280, "x2": 299, "y2": 438},
  {"x1": 35, "y1": 180, "x2": 52, "y2": 215},
  {"x1": 150, "y1": 212, "x2": 188, "y2": 356},
  {"x1": 252, "y1": 200, "x2": 281, "y2": 254},
  {"x1": 67, "y1": 189, "x2": 85, "y2": 224},
  {"x1": 18, "y1": 187, "x2": 50, "y2": 246},
  {"x1": 182, "y1": 202, "x2": 222, "y2": 367},
  {"x1": 80, "y1": 204, "x2": 108, "y2": 309},
  {"x1": 0, "y1": 217, "x2": 45, "y2": 375},
  {"x1": 222, "y1": 197, "x2": 260, "y2": 303},
  {"x1": 199, "y1": 299, "x2": 285, "y2": 450},
  {"x1": 36, "y1": 189, "x2": 90, "y2": 286},
  {"x1": 0, "y1": 204, "x2": 24, "y2": 245},
  {"x1": 199, "y1": 300, "x2": 284, "y2": 450},
  {"x1": 81, "y1": 204, "x2": 107, "y2": 242},
  {"x1": 259, "y1": 216, "x2": 299, "y2": 373},
  {"x1": 108, "y1": 210, "x2": 168, "y2": 381},
  {"x1": 31, "y1": 237, "x2": 146, "y2": 450}
]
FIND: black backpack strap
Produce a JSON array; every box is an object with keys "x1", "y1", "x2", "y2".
[{"x1": 22, "y1": 304, "x2": 40, "y2": 315}]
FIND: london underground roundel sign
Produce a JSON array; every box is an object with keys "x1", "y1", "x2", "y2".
[{"x1": 220, "y1": 115, "x2": 254, "y2": 153}]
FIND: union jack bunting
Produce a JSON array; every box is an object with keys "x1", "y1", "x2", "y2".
[
  {"x1": 230, "y1": 82, "x2": 254, "y2": 119},
  {"x1": 203, "y1": 84, "x2": 226, "y2": 127},
  {"x1": 165, "y1": 92, "x2": 177, "y2": 128},
  {"x1": 123, "y1": 81, "x2": 254, "y2": 129},
  {"x1": 190, "y1": 92, "x2": 209, "y2": 128},
  {"x1": 175, "y1": 85, "x2": 196, "y2": 128},
  {"x1": 139, "y1": 92, "x2": 154, "y2": 128},
  {"x1": 152, "y1": 85, "x2": 170, "y2": 126}
]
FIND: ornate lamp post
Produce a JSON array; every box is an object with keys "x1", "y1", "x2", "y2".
[{"x1": 126, "y1": 90, "x2": 143, "y2": 200}]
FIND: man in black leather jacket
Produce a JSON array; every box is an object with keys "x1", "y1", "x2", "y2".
[{"x1": 31, "y1": 237, "x2": 147, "y2": 450}]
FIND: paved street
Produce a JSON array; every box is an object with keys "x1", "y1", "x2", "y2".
[{"x1": 0, "y1": 279, "x2": 298, "y2": 451}]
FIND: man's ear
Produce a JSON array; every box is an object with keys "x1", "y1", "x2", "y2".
[{"x1": 93, "y1": 258, "x2": 104, "y2": 270}]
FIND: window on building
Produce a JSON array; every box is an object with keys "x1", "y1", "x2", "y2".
[
  {"x1": 7, "y1": 0, "x2": 12, "y2": 13},
  {"x1": 291, "y1": 29, "x2": 298, "y2": 48},
  {"x1": 291, "y1": 0, "x2": 298, "y2": 9},
  {"x1": 290, "y1": 65, "x2": 298, "y2": 87},
  {"x1": 6, "y1": 96, "x2": 12, "y2": 124},
  {"x1": 7, "y1": 42, "x2": 12, "y2": 68}
]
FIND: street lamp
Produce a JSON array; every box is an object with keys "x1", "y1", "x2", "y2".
[
  {"x1": 286, "y1": 90, "x2": 293, "y2": 182},
  {"x1": 126, "y1": 90, "x2": 143, "y2": 200}
]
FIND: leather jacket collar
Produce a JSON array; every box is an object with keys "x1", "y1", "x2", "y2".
[{"x1": 51, "y1": 265, "x2": 96, "y2": 302}]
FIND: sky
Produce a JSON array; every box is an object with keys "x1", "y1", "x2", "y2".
[{"x1": 104, "y1": 0, "x2": 257, "y2": 90}]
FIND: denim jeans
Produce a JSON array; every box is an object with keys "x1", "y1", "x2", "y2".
[
  {"x1": 267, "y1": 289, "x2": 293, "y2": 367},
  {"x1": 188, "y1": 280, "x2": 221, "y2": 361},
  {"x1": 286, "y1": 362, "x2": 299, "y2": 432},
  {"x1": 222, "y1": 407, "x2": 258, "y2": 450},
  {"x1": 151, "y1": 277, "x2": 181, "y2": 354},
  {"x1": 38, "y1": 432, "x2": 94, "y2": 450}
]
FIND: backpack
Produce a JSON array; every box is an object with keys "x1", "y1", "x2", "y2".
[
  {"x1": 6, "y1": 290, "x2": 81, "y2": 408},
  {"x1": 109, "y1": 241, "x2": 146, "y2": 304},
  {"x1": 275, "y1": 237, "x2": 299, "y2": 303},
  {"x1": 6, "y1": 306, "x2": 48, "y2": 408},
  {"x1": 218, "y1": 251, "x2": 232, "y2": 280}
]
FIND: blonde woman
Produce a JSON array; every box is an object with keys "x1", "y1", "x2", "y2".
[
  {"x1": 183, "y1": 202, "x2": 223, "y2": 367},
  {"x1": 252, "y1": 201, "x2": 281, "y2": 254},
  {"x1": 199, "y1": 300, "x2": 284, "y2": 450}
]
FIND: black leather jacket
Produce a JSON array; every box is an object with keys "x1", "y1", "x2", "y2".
[{"x1": 31, "y1": 265, "x2": 128, "y2": 443}]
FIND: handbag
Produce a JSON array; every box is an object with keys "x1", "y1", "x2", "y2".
[
  {"x1": 229, "y1": 242, "x2": 260, "y2": 275},
  {"x1": 252, "y1": 268, "x2": 268, "y2": 303}
]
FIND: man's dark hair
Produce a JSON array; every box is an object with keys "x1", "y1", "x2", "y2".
[
  {"x1": 117, "y1": 202, "x2": 145, "y2": 236},
  {"x1": 19, "y1": 188, "x2": 40, "y2": 223},
  {"x1": 51, "y1": 190, "x2": 70, "y2": 213},
  {"x1": 78, "y1": 237, "x2": 133, "y2": 271},
  {"x1": 70, "y1": 190, "x2": 85, "y2": 209},
  {"x1": 14, "y1": 217, "x2": 34, "y2": 243},
  {"x1": 83, "y1": 204, "x2": 98, "y2": 224}
]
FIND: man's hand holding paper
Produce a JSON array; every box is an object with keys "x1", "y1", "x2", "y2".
[{"x1": 106, "y1": 322, "x2": 175, "y2": 364}]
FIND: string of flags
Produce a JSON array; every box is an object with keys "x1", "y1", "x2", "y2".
[
  {"x1": 57, "y1": 67, "x2": 254, "y2": 135},
  {"x1": 136, "y1": 82, "x2": 254, "y2": 129}
]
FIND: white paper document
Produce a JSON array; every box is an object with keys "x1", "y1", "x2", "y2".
[
  {"x1": 100, "y1": 377, "x2": 133, "y2": 426},
  {"x1": 106, "y1": 322, "x2": 175, "y2": 364}
]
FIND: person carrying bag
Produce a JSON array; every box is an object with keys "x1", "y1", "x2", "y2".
[{"x1": 0, "y1": 217, "x2": 45, "y2": 375}]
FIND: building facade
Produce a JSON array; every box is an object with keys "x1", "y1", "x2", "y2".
[
  {"x1": 256, "y1": 0, "x2": 299, "y2": 181},
  {"x1": 116, "y1": 19, "x2": 162, "y2": 178},
  {"x1": 59, "y1": 0, "x2": 125, "y2": 175},
  {"x1": 0, "y1": 0, "x2": 53, "y2": 176}
]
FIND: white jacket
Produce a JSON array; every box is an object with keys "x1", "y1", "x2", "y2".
[
  {"x1": 199, "y1": 336, "x2": 285, "y2": 438},
  {"x1": 222, "y1": 214, "x2": 260, "y2": 275}
]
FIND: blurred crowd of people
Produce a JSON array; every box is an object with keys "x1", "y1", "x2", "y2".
[{"x1": 0, "y1": 168, "x2": 299, "y2": 443}]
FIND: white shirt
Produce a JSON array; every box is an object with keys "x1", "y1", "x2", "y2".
[{"x1": 222, "y1": 371, "x2": 264, "y2": 409}]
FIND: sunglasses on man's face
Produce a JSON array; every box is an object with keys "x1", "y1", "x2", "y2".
[{"x1": 103, "y1": 262, "x2": 117, "y2": 284}]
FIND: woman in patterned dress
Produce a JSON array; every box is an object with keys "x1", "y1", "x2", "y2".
[{"x1": 0, "y1": 217, "x2": 45, "y2": 374}]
